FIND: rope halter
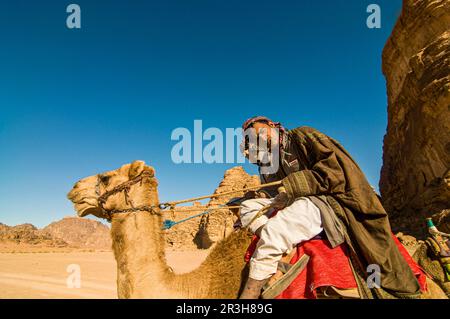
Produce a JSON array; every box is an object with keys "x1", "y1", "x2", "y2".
[{"x1": 95, "y1": 170, "x2": 161, "y2": 221}]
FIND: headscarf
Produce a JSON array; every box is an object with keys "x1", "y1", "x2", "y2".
[
  {"x1": 241, "y1": 116, "x2": 285, "y2": 133},
  {"x1": 242, "y1": 116, "x2": 287, "y2": 147}
]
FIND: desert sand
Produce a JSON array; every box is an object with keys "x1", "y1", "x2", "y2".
[{"x1": 0, "y1": 249, "x2": 209, "y2": 299}]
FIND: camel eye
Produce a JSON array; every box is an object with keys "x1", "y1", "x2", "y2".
[{"x1": 99, "y1": 175, "x2": 110, "y2": 185}]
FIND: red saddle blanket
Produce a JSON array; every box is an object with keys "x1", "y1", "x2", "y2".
[{"x1": 245, "y1": 234, "x2": 427, "y2": 299}]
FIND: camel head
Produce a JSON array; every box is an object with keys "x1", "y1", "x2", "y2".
[{"x1": 67, "y1": 160, "x2": 159, "y2": 220}]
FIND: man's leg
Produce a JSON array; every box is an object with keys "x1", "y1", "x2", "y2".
[
  {"x1": 239, "y1": 198, "x2": 274, "y2": 233},
  {"x1": 239, "y1": 198, "x2": 275, "y2": 299},
  {"x1": 240, "y1": 197, "x2": 323, "y2": 299}
]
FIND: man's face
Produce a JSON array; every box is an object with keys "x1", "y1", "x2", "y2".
[
  {"x1": 251, "y1": 122, "x2": 275, "y2": 145},
  {"x1": 241, "y1": 120, "x2": 281, "y2": 174}
]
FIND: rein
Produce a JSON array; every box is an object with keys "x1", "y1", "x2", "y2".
[
  {"x1": 94, "y1": 170, "x2": 282, "y2": 226},
  {"x1": 96, "y1": 170, "x2": 161, "y2": 220}
]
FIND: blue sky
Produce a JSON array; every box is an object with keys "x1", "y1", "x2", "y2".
[{"x1": 0, "y1": 0, "x2": 402, "y2": 227}]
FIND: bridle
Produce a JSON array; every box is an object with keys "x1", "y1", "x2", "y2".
[{"x1": 95, "y1": 170, "x2": 161, "y2": 221}]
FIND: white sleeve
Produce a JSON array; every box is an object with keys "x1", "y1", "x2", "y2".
[{"x1": 249, "y1": 197, "x2": 323, "y2": 280}]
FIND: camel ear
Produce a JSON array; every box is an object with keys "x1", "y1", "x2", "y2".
[{"x1": 129, "y1": 160, "x2": 145, "y2": 179}]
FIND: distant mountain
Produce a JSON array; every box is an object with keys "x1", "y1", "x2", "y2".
[
  {"x1": 43, "y1": 217, "x2": 111, "y2": 250},
  {"x1": 0, "y1": 222, "x2": 67, "y2": 248},
  {"x1": 0, "y1": 217, "x2": 111, "y2": 251}
]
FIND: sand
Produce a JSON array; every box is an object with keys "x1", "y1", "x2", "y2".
[{"x1": 0, "y1": 249, "x2": 209, "y2": 299}]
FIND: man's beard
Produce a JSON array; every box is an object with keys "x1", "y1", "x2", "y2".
[{"x1": 255, "y1": 140, "x2": 280, "y2": 169}]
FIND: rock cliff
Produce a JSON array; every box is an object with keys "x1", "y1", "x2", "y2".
[
  {"x1": 196, "y1": 166, "x2": 260, "y2": 248},
  {"x1": 380, "y1": 0, "x2": 450, "y2": 235},
  {"x1": 163, "y1": 202, "x2": 207, "y2": 249}
]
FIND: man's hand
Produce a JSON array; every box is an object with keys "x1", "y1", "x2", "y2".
[
  {"x1": 239, "y1": 278, "x2": 268, "y2": 299},
  {"x1": 243, "y1": 191, "x2": 257, "y2": 200},
  {"x1": 271, "y1": 191, "x2": 288, "y2": 210}
]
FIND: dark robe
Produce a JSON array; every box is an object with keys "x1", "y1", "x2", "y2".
[{"x1": 262, "y1": 126, "x2": 421, "y2": 298}]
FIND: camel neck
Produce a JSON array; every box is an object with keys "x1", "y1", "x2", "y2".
[{"x1": 110, "y1": 210, "x2": 175, "y2": 298}]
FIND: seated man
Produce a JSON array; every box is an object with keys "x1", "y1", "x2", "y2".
[{"x1": 238, "y1": 116, "x2": 422, "y2": 299}]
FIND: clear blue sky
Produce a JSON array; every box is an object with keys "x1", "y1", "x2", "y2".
[{"x1": 0, "y1": 0, "x2": 402, "y2": 227}]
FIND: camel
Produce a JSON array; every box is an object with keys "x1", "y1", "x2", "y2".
[{"x1": 67, "y1": 160, "x2": 448, "y2": 299}]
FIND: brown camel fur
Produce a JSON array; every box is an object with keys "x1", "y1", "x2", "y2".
[{"x1": 67, "y1": 161, "x2": 447, "y2": 299}]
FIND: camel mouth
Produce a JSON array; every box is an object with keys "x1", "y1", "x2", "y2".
[
  {"x1": 67, "y1": 182, "x2": 103, "y2": 218},
  {"x1": 72, "y1": 198, "x2": 102, "y2": 218},
  {"x1": 78, "y1": 205, "x2": 101, "y2": 218}
]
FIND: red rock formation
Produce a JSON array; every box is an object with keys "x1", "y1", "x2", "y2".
[
  {"x1": 163, "y1": 202, "x2": 208, "y2": 250},
  {"x1": 380, "y1": 0, "x2": 450, "y2": 235},
  {"x1": 197, "y1": 166, "x2": 260, "y2": 248}
]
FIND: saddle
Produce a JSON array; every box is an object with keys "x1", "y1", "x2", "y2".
[
  {"x1": 251, "y1": 234, "x2": 430, "y2": 299},
  {"x1": 259, "y1": 236, "x2": 360, "y2": 299},
  {"x1": 243, "y1": 231, "x2": 360, "y2": 299},
  {"x1": 243, "y1": 194, "x2": 361, "y2": 299}
]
